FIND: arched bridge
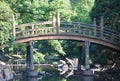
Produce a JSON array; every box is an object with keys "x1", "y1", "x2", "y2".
[{"x1": 9, "y1": 13, "x2": 120, "y2": 50}]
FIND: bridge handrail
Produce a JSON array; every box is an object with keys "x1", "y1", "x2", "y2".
[
  {"x1": 15, "y1": 21, "x2": 53, "y2": 28},
  {"x1": 104, "y1": 27, "x2": 120, "y2": 35},
  {"x1": 60, "y1": 21, "x2": 100, "y2": 28},
  {"x1": 17, "y1": 27, "x2": 56, "y2": 33},
  {"x1": 61, "y1": 22, "x2": 120, "y2": 35},
  {"x1": 14, "y1": 21, "x2": 120, "y2": 45}
]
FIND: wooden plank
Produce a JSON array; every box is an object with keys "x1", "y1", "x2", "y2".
[
  {"x1": 52, "y1": 13, "x2": 56, "y2": 27},
  {"x1": 15, "y1": 21, "x2": 53, "y2": 28},
  {"x1": 93, "y1": 18, "x2": 97, "y2": 36},
  {"x1": 104, "y1": 27, "x2": 119, "y2": 34},
  {"x1": 56, "y1": 11, "x2": 60, "y2": 34},
  {"x1": 12, "y1": 15, "x2": 16, "y2": 38},
  {"x1": 61, "y1": 21, "x2": 100, "y2": 28}
]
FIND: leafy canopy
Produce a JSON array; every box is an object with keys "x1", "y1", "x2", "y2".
[
  {"x1": 90, "y1": 0, "x2": 120, "y2": 31},
  {"x1": 0, "y1": 1, "x2": 13, "y2": 45}
]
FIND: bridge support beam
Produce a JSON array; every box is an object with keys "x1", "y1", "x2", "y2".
[
  {"x1": 26, "y1": 41, "x2": 34, "y2": 70},
  {"x1": 78, "y1": 46, "x2": 82, "y2": 71},
  {"x1": 85, "y1": 41, "x2": 90, "y2": 69},
  {"x1": 82, "y1": 41, "x2": 93, "y2": 81},
  {"x1": 26, "y1": 41, "x2": 38, "y2": 77},
  {"x1": 74, "y1": 45, "x2": 83, "y2": 76}
]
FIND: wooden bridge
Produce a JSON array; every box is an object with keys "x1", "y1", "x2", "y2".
[{"x1": 2, "y1": 12, "x2": 120, "y2": 50}]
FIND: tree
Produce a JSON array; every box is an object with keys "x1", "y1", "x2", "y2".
[
  {"x1": 47, "y1": 40, "x2": 66, "y2": 55},
  {"x1": 34, "y1": 40, "x2": 65, "y2": 56},
  {"x1": 49, "y1": 0, "x2": 74, "y2": 21},
  {"x1": 12, "y1": 0, "x2": 45, "y2": 23},
  {"x1": 33, "y1": 49, "x2": 45, "y2": 63},
  {"x1": 12, "y1": 0, "x2": 74, "y2": 23},
  {"x1": 61, "y1": 40, "x2": 80, "y2": 58},
  {"x1": 0, "y1": 1, "x2": 13, "y2": 45},
  {"x1": 90, "y1": 0, "x2": 120, "y2": 31},
  {"x1": 71, "y1": 0, "x2": 95, "y2": 23}
]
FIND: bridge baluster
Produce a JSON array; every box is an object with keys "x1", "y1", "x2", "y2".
[
  {"x1": 22, "y1": 31, "x2": 26, "y2": 37},
  {"x1": 56, "y1": 11, "x2": 60, "y2": 34},
  {"x1": 93, "y1": 18, "x2": 97, "y2": 37},
  {"x1": 111, "y1": 34, "x2": 116, "y2": 43},
  {"x1": 42, "y1": 29, "x2": 44, "y2": 33},
  {"x1": 100, "y1": 16, "x2": 104, "y2": 39},
  {"x1": 52, "y1": 13, "x2": 56, "y2": 27},
  {"x1": 12, "y1": 15, "x2": 16, "y2": 38},
  {"x1": 77, "y1": 23, "x2": 81, "y2": 35},
  {"x1": 34, "y1": 25, "x2": 38, "y2": 35},
  {"x1": 31, "y1": 25, "x2": 35, "y2": 35},
  {"x1": 73, "y1": 24, "x2": 76, "y2": 34}
]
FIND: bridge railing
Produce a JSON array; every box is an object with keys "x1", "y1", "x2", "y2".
[
  {"x1": 60, "y1": 22, "x2": 95, "y2": 37},
  {"x1": 12, "y1": 13, "x2": 58, "y2": 39},
  {"x1": 60, "y1": 22, "x2": 120, "y2": 45},
  {"x1": 102, "y1": 28, "x2": 120, "y2": 44},
  {"x1": 15, "y1": 21, "x2": 57, "y2": 38},
  {"x1": 12, "y1": 12, "x2": 120, "y2": 46}
]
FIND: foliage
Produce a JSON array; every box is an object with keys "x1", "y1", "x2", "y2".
[
  {"x1": 90, "y1": 44, "x2": 116, "y2": 66},
  {"x1": 11, "y1": 0, "x2": 74, "y2": 24},
  {"x1": 12, "y1": 0, "x2": 45, "y2": 23},
  {"x1": 49, "y1": 0, "x2": 74, "y2": 21},
  {"x1": 61, "y1": 40, "x2": 80, "y2": 58},
  {"x1": 47, "y1": 40, "x2": 66, "y2": 55},
  {"x1": 71, "y1": 0, "x2": 95, "y2": 23},
  {"x1": 33, "y1": 49, "x2": 45, "y2": 63},
  {"x1": 90, "y1": 0, "x2": 120, "y2": 31},
  {"x1": 0, "y1": 1, "x2": 13, "y2": 45},
  {"x1": 34, "y1": 40, "x2": 65, "y2": 56}
]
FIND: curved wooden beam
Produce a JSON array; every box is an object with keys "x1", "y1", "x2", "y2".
[{"x1": 14, "y1": 34, "x2": 120, "y2": 51}]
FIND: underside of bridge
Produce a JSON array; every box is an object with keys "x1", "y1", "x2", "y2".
[{"x1": 14, "y1": 34, "x2": 120, "y2": 51}]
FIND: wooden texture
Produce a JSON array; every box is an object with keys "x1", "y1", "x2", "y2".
[{"x1": 12, "y1": 15, "x2": 16, "y2": 38}]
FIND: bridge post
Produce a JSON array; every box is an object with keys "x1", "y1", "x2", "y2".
[
  {"x1": 85, "y1": 41, "x2": 90, "y2": 69},
  {"x1": 93, "y1": 18, "x2": 96, "y2": 36},
  {"x1": 26, "y1": 41, "x2": 34, "y2": 70},
  {"x1": 12, "y1": 15, "x2": 16, "y2": 38},
  {"x1": 78, "y1": 46, "x2": 82, "y2": 70},
  {"x1": 77, "y1": 43, "x2": 84, "y2": 71},
  {"x1": 74, "y1": 43, "x2": 84, "y2": 77},
  {"x1": 56, "y1": 11, "x2": 60, "y2": 34},
  {"x1": 82, "y1": 41, "x2": 93, "y2": 81},
  {"x1": 26, "y1": 41, "x2": 38, "y2": 77},
  {"x1": 52, "y1": 13, "x2": 56, "y2": 27},
  {"x1": 32, "y1": 25, "x2": 34, "y2": 35},
  {"x1": 100, "y1": 16, "x2": 104, "y2": 39}
]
